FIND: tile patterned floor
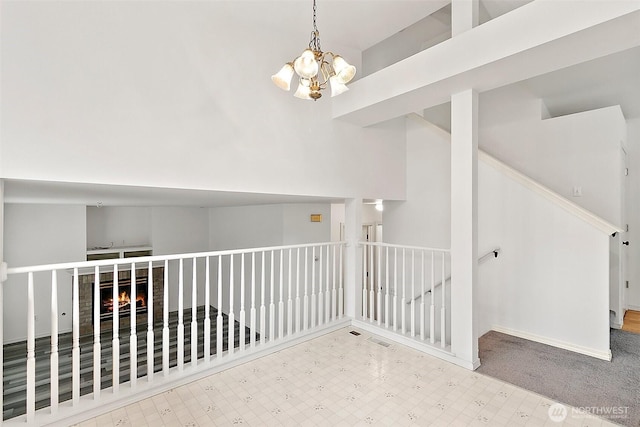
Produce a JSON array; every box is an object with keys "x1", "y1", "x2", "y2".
[{"x1": 74, "y1": 327, "x2": 618, "y2": 426}]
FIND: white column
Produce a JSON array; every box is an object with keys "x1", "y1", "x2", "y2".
[
  {"x1": 452, "y1": 0, "x2": 479, "y2": 36},
  {"x1": 450, "y1": 89, "x2": 480, "y2": 370},
  {"x1": 344, "y1": 198, "x2": 363, "y2": 319}
]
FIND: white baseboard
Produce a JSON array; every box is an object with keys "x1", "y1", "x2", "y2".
[
  {"x1": 491, "y1": 325, "x2": 612, "y2": 362},
  {"x1": 351, "y1": 319, "x2": 480, "y2": 370},
  {"x1": 611, "y1": 321, "x2": 623, "y2": 329},
  {"x1": 626, "y1": 304, "x2": 640, "y2": 311}
]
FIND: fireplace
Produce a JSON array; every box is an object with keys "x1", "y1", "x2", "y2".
[
  {"x1": 79, "y1": 267, "x2": 164, "y2": 334},
  {"x1": 96, "y1": 277, "x2": 148, "y2": 321}
]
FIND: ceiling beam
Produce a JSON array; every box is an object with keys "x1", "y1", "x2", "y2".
[{"x1": 333, "y1": 1, "x2": 640, "y2": 127}]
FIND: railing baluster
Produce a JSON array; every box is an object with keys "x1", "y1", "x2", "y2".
[
  {"x1": 411, "y1": 250, "x2": 416, "y2": 337},
  {"x1": 295, "y1": 248, "x2": 301, "y2": 331},
  {"x1": 112, "y1": 265, "x2": 120, "y2": 392},
  {"x1": 205, "y1": 257, "x2": 211, "y2": 362},
  {"x1": 93, "y1": 266, "x2": 101, "y2": 399},
  {"x1": 229, "y1": 254, "x2": 235, "y2": 354},
  {"x1": 217, "y1": 256, "x2": 224, "y2": 357},
  {"x1": 376, "y1": 245, "x2": 382, "y2": 326},
  {"x1": 361, "y1": 244, "x2": 367, "y2": 321},
  {"x1": 325, "y1": 245, "x2": 330, "y2": 323},
  {"x1": 401, "y1": 248, "x2": 406, "y2": 334},
  {"x1": 50, "y1": 270, "x2": 59, "y2": 414},
  {"x1": 441, "y1": 252, "x2": 446, "y2": 348},
  {"x1": 130, "y1": 264, "x2": 137, "y2": 387},
  {"x1": 287, "y1": 248, "x2": 293, "y2": 336},
  {"x1": 278, "y1": 249, "x2": 284, "y2": 339},
  {"x1": 240, "y1": 253, "x2": 246, "y2": 352},
  {"x1": 269, "y1": 251, "x2": 275, "y2": 342},
  {"x1": 393, "y1": 248, "x2": 398, "y2": 331},
  {"x1": 250, "y1": 253, "x2": 256, "y2": 348},
  {"x1": 147, "y1": 261, "x2": 154, "y2": 380},
  {"x1": 369, "y1": 244, "x2": 374, "y2": 322},
  {"x1": 430, "y1": 252, "x2": 435, "y2": 344},
  {"x1": 420, "y1": 252, "x2": 425, "y2": 341},
  {"x1": 72, "y1": 268, "x2": 80, "y2": 405},
  {"x1": 303, "y1": 247, "x2": 309, "y2": 331},
  {"x1": 178, "y1": 259, "x2": 185, "y2": 370},
  {"x1": 260, "y1": 252, "x2": 266, "y2": 345},
  {"x1": 2, "y1": 241, "x2": 365, "y2": 424},
  {"x1": 331, "y1": 245, "x2": 336, "y2": 321},
  {"x1": 311, "y1": 246, "x2": 317, "y2": 328},
  {"x1": 318, "y1": 245, "x2": 324, "y2": 325},
  {"x1": 191, "y1": 258, "x2": 198, "y2": 367},
  {"x1": 385, "y1": 247, "x2": 389, "y2": 329},
  {"x1": 162, "y1": 260, "x2": 170, "y2": 375},
  {"x1": 26, "y1": 272, "x2": 36, "y2": 423},
  {"x1": 338, "y1": 244, "x2": 344, "y2": 319}
]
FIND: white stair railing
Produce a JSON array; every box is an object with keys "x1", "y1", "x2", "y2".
[
  {"x1": 360, "y1": 242, "x2": 451, "y2": 349},
  {"x1": 408, "y1": 247, "x2": 501, "y2": 304},
  {"x1": 1, "y1": 241, "x2": 346, "y2": 425}
]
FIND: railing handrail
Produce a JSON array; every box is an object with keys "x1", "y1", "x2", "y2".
[
  {"x1": 6, "y1": 241, "x2": 347, "y2": 275},
  {"x1": 408, "y1": 247, "x2": 500, "y2": 304},
  {"x1": 360, "y1": 241, "x2": 450, "y2": 253}
]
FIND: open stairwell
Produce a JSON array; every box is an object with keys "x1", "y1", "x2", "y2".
[{"x1": 406, "y1": 112, "x2": 621, "y2": 361}]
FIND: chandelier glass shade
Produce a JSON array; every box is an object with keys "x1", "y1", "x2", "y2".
[{"x1": 271, "y1": 0, "x2": 356, "y2": 100}]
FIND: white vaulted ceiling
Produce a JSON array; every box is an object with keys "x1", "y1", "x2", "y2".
[{"x1": 2, "y1": 0, "x2": 637, "y2": 207}]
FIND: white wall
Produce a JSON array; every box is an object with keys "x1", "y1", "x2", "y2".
[
  {"x1": 151, "y1": 207, "x2": 209, "y2": 256},
  {"x1": 151, "y1": 207, "x2": 210, "y2": 312},
  {"x1": 384, "y1": 118, "x2": 451, "y2": 249},
  {"x1": 87, "y1": 206, "x2": 151, "y2": 249},
  {"x1": 477, "y1": 161, "x2": 610, "y2": 359},
  {"x1": 480, "y1": 88, "x2": 625, "y2": 227},
  {"x1": 383, "y1": 117, "x2": 611, "y2": 359},
  {"x1": 209, "y1": 205, "x2": 284, "y2": 251},
  {"x1": 282, "y1": 204, "x2": 331, "y2": 245},
  {"x1": 4, "y1": 204, "x2": 86, "y2": 342},
  {"x1": 0, "y1": 1, "x2": 406, "y2": 202}
]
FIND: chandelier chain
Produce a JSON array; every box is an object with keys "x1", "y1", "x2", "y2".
[
  {"x1": 309, "y1": 0, "x2": 321, "y2": 53},
  {"x1": 312, "y1": 0, "x2": 317, "y2": 33}
]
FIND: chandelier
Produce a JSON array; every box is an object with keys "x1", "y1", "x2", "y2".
[{"x1": 271, "y1": 0, "x2": 356, "y2": 100}]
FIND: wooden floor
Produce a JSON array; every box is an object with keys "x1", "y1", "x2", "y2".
[
  {"x1": 622, "y1": 310, "x2": 640, "y2": 334},
  {"x1": 2, "y1": 306, "x2": 256, "y2": 421}
]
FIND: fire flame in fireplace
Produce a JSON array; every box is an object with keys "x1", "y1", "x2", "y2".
[{"x1": 104, "y1": 290, "x2": 146, "y2": 312}]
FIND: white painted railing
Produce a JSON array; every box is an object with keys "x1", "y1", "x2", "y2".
[
  {"x1": 1, "y1": 242, "x2": 346, "y2": 425},
  {"x1": 360, "y1": 242, "x2": 451, "y2": 349},
  {"x1": 408, "y1": 247, "x2": 501, "y2": 304}
]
